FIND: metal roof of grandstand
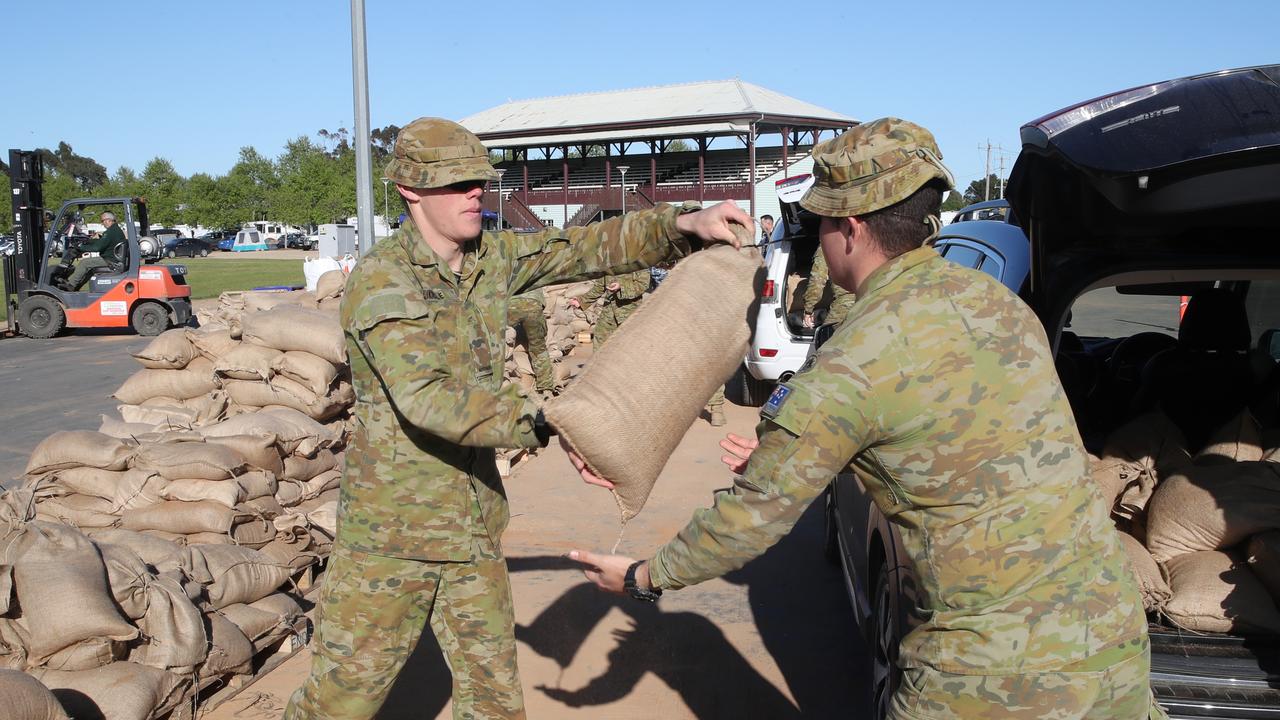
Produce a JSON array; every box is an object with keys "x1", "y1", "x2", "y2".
[{"x1": 461, "y1": 79, "x2": 854, "y2": 148}]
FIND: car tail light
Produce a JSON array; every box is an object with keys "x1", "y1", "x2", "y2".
[
  {"x1": 762, "y1": 279, "x2": 776, "y2": 302},
  {"x1": 759, "y1": 348, "x2": 779, "y2": 358}
]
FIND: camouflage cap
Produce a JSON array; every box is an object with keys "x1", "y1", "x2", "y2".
[
  {"x1": 800, "y1": 117, "x2": 954, "y2": 218},
  {"x1": 383, "y1": 117, "x2": 499, "y2": 190}
]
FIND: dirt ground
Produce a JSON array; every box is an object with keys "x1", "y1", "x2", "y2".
[{"x1": 204, "y1": 370, "x2": 867, "y2": 720}]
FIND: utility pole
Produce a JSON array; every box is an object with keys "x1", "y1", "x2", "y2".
[
  {"x1": 998, "y1": 152, "x2": 1006, "y2": 199},
  {"x1": 982, "y1": 140, "x2": 992, "y2": 201},
  {"x1": 350, "y1": 0, "x2": 375, "y2": 256}
]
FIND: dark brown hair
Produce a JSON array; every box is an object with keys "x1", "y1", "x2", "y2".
[{"x1": 860, "y1": 182, "x2": 945, "y2": 258}]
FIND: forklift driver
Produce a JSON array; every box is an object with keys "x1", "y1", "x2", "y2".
[{"x1": 63, "y1": 211, "x2": 123, "y2": 291}]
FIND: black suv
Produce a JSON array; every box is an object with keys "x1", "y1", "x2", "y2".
[{"x1": 826, "y1": 64, "x2": 1280, "y2": 719}]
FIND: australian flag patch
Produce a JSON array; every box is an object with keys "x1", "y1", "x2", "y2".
[{"x1": 762, "y1": 384, "x2": 791, "y2": 419}]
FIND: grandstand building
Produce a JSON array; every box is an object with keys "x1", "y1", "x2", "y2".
[{"x1": 460, "y1": 79, "x2": 854, "y2": 229}]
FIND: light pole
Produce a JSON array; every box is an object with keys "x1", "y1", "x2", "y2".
[
  {"x1": 495, "y1": 168, "x2": 506, "y2": 230},
  {"x1": 380, "y1": 178, "x2": 389, "y2": 232},
  {"x1": 616, "y1": 165, "x2": 629, "y2": 215}
]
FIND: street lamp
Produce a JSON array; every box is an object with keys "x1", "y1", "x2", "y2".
[
  {"x1": 495, "y1": 168, "x2": 507, "y2": 230},
  {"x1": 380, "y1": 178, "x2": 389, "y2": 233},
  {"x1": 616, "y1": 165, "x2": 629, "y2": 215}
]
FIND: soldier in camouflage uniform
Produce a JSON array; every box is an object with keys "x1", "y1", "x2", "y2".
[
  {"x1": 570, "y1": 268, "x2": 650, "y2": 350},
  {"x1": 802, "y1": 249, "x2": 857, "y2": 327},
  {"x1": 507, "y1": 292, "x2": 556, "y2": 395},
  {"x1": 568, "y1": 118, "x2": 1164, "y2": 719},
  {"x1": 284, "y1": 117, "x2": 752, "y2": 720}
]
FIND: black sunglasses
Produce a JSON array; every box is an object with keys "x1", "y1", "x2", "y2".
[{"x1": 445, "y1": 180, "x2": 489, "y2": 193}]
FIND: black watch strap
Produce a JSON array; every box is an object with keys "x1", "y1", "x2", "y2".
[
  {"x1": 624, "y1": 560, "x2": 663, "y2": 602},
  {"x1": 532, "y1": 409, "x2": 551, "y2": 447}
]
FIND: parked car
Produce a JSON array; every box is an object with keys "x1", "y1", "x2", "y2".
[
  {"x1": 165, "y1": 237, "x2": 214, "y2": 258},
  {"x1": 825, "y1": 64, "x2": 1280, "y2": 719},
  {"x1": 276, "y1": 232, "x2": 315, "y2": 250},
  {"x1": 950, "y1": 198, "x2": 1013, "y2": 223},
  {"x1": 148, "y1": 228, "x2": 183, "y2": 248},
  {"x1": 730, "y1": 174, "x2": 819, "y2": 406},
  {"x1": 198, "y1": 229, "x2": 238, "y2": 251}
]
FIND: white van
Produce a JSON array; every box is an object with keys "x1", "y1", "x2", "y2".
[{"x1": 731, "y1": 174, "x2": 819, "y2": 405}]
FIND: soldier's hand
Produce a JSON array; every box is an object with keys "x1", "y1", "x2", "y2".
[
  {"x1": 606, "y1": 282, "x2": 621, "y2": 293},
  {"x1": 803, "y1": 313, "x2": 815, "y2": 328},
  {"x1": 674, "y1": 201, "x2": 753, "y2": 249},
  {"x1": 719, "y1": 432, "x2": 758, "y2": 474},
  {"x1": 567, "y1": 297, "x2": 581, "y2": 309},
  {"x1": 559, "y1": 435, "x2": 614, "y2": 489},
  {"x1": 567, "y1": 549, "x2": 638, "y2": 594}
]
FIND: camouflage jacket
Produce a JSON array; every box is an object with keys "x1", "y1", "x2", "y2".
[
  {"x1": 802, "y1": 250, "x2": 855, "y2": 323},
  {"x1": 339, "y1": 205, "x2": 696, "y2": 561},
  {"x1": 649, "y1": 246, "x2": 1147, "y2": 673},
  {"x1": 579, "y1": 269, "x2": 651, "y2": 307}
]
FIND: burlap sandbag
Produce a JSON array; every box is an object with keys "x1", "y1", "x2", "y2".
[
  {"x1": 282, "y1": 449, "x2": 341, "y2": 481},
  {"x1": 97, "y1": 415, "x2": 160, "y2": 440},
  {"x1": 260, "y1": 531, "x2": 320, "y2": 572},
  {"x1": 1195, "y1": 409, "x2": 1265, "y2": 466},
  {"x1": 121, "y1": 500, "x2": 250, "y2": 535},
  {"x1": 7, "y1": 522, "x2": 139, "y2": 662},
  {"x1": 1163, "y1": 550, "x2": 1280, "y2": 635},
  {"x1": 131, "y1": 441, "x2": 247, "y2": 481},
  {"x1": 130, "y1": 573, "x2": 207, "y2": 671},
  {"x1": 1097, "y1": 413, "x2": 1192, "y2": 522},
  {"x1": 204, "y1": 433, "x2": 285, "y2": 476},
  {"x1": 222, "y1": 377, "x2": 349, "y2": 421},
  {"x1": 242, "y1": 304, "x2": 346, "y2": 364},
  {"x1": 98, "y1": 543, "x2": 153, "y2": 620},
  {"x1": 131, "y1": 329, "x2": 197, "y2": 370},
  {"x1": 1247, "y1": 531, "x2": 1280, "y2": 603},
  {"x1": 272, "y1": 350, "x2": 341, "y2": 395},
  {"x1": 213, "y1": 344, "x2": 282, "y2": 382},
  {"x1": 315, "y1": 269, "x2": 347, "y2": 301},
  {"x1": 200, "y1": 611, "x2": 254, "y2": 678},
  {"x1": 1117, "y1": 531, "x2": 1171, "y2": 611},
  {"x1": 0, "y1": 668, "x2": 71, "y2": 720},
  {"x1": 160, "y1": 478, "x2": 242, "y2": 507},
  {"x1": 186, "y1": 544, "x2": 291, "y2": 609},
  {"x1": 85, "y1": 529, "x2": 192, "y2": 575},
  {"x1": 118, "y1": 403, "x2": 198, "y2": 427},
  {"x1": 544, "y1": 243, "x2": 763, "y2": 522},
  {"x1": 1145, "y1": 461, "x2": 1280, "y2": 562},
  {"x1": 219, "y1": 592, "x2": 303, "y2": 647},
  {"x1": 112, "y1": 356, "x2": 216, "y2": 404},
  {"x1": 34, "y1": 661, "x2": 187, "y2": 720},
  {"x1": 199, "y1": 412, "x2": 335, "y2": 457},
  {"x1": 40, "y1": 636, "x2": 125, "y2": 672},
  {"x1": 34, "y1": 494, "x2": 119, "y2": 529},
  {"x1": 25, "y1": 431, "x2": 134, "y2": 475},
  {"x1": 187, "y1": 325, "x2": 240, "y2": 360},
  {"x1": 0, "y1": 618, "x2": 28, "y2": 669},
  {"x1": 42, "y1": 467, "x2": 165, "y2": 512}
]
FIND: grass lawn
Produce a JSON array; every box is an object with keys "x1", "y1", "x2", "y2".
[{"x1": 1, "y1": 257, "x2": 304, "y2": 325}]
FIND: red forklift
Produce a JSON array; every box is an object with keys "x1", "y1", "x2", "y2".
[{"x1": 4, "y1": 149, "x2": 192, "y2": 338}]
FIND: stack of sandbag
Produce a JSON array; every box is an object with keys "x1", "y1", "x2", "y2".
[
  {"x1": 1093, "y1": 409, "x2": 1280, "y2": 634},
  {"x1": 502, "y1": 281, "x2": 595, "y2": 395},
  {"x1": 0, "y1": 490, "x2": 308, "y2": 718}
]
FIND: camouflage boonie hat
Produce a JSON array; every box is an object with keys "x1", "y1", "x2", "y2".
[
  {"x1": 383, "y1": 117, "x2": 498, "y2": 189},
  {"x1": 801, "y1": 117, "x2": 954, "y2": 218}
]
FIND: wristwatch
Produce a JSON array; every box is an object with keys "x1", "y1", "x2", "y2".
[
  {"x1": 624, "y1": 560, "x2": 663, "y2": 602},
  {"x1": 532, "y1": 409, "x2": 552, "y2": 447}
]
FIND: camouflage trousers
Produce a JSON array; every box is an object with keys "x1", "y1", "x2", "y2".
[
  {"x1": 508, "y1": 296, "x2": 554, "y2": 393},
  {"x1": 591, "y1": 299, "x2": 639, "y2": 351},
  {"x1": 707, "y1": 385, "x2": 725, "y2": 409},
  {"x1": 889, "y1": 639, "x2": 1167, "y2": 720},
  {"x1": 283, "y1": 537, "x2": 524, "y2": 720}
]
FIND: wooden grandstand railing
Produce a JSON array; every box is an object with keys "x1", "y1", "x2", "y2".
[
  {"x1": 566, "y1": 203, "x2": 602, "y2": 227},
  {"x1": 501, "y1": 194, "x2": 547, "y2": 231}
]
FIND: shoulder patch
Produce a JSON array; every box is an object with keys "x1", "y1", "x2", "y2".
[{"x1": 761, "y1": 384, "x2": 791, "y2": 419}]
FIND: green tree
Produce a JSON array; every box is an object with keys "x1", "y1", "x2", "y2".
[
  {"x1": 140, "y1": 158, "x2": 185, "y2": 226},
  {"x1": 223, "y1": 147, "x2": 278, "y2": 223},
  {"x1": 961, "y1": 174, "x2": 1005, "y2": 205},
  {"x1": 666, "y1": 139, "x2": 692, "y2": 153},
  {"x1": 942, "y1": 190, "x2": 967, "y2": 212}
]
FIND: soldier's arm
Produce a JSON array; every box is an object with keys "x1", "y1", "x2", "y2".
[
  {"x1": 803, "y1": 251, "x2": 829, "y2": 313},
  {"x1": 578, "y1": 277, "x2": 608, "y2": 306},
  {"x1": 615, "y1": 269, "x2": 651, "y2": 301},
  {"x1": 647, "y1": 355, "x2": 879, "y2": 590},
  {"x1": 507, "y1": 204, "x2": 697, "y2": 295}
]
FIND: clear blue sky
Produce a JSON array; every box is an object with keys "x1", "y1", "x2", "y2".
[{"x1": 3, "y1": 0, "x2": 1274, "y2": 190}]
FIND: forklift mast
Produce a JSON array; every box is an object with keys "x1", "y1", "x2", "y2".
[{"x1": 5, "y1": 149, "x2": 46, "y2": 334}]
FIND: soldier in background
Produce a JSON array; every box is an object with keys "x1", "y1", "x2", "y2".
[
  {"x1": 568, "y1": 268, "x2": 649, "y2": 350},
  {"x1": 284, "y1": 116, "x2": 750, "y2": 720},
  {"x1": 507, "y1": 291, "x2": 557, "y2": 397},
  {"x1": 566, "y1": 119, "x2": 1161, "y2": 719},
  {"x1": 801, "y1": 249, "x2": 857, "y2": 328}
]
